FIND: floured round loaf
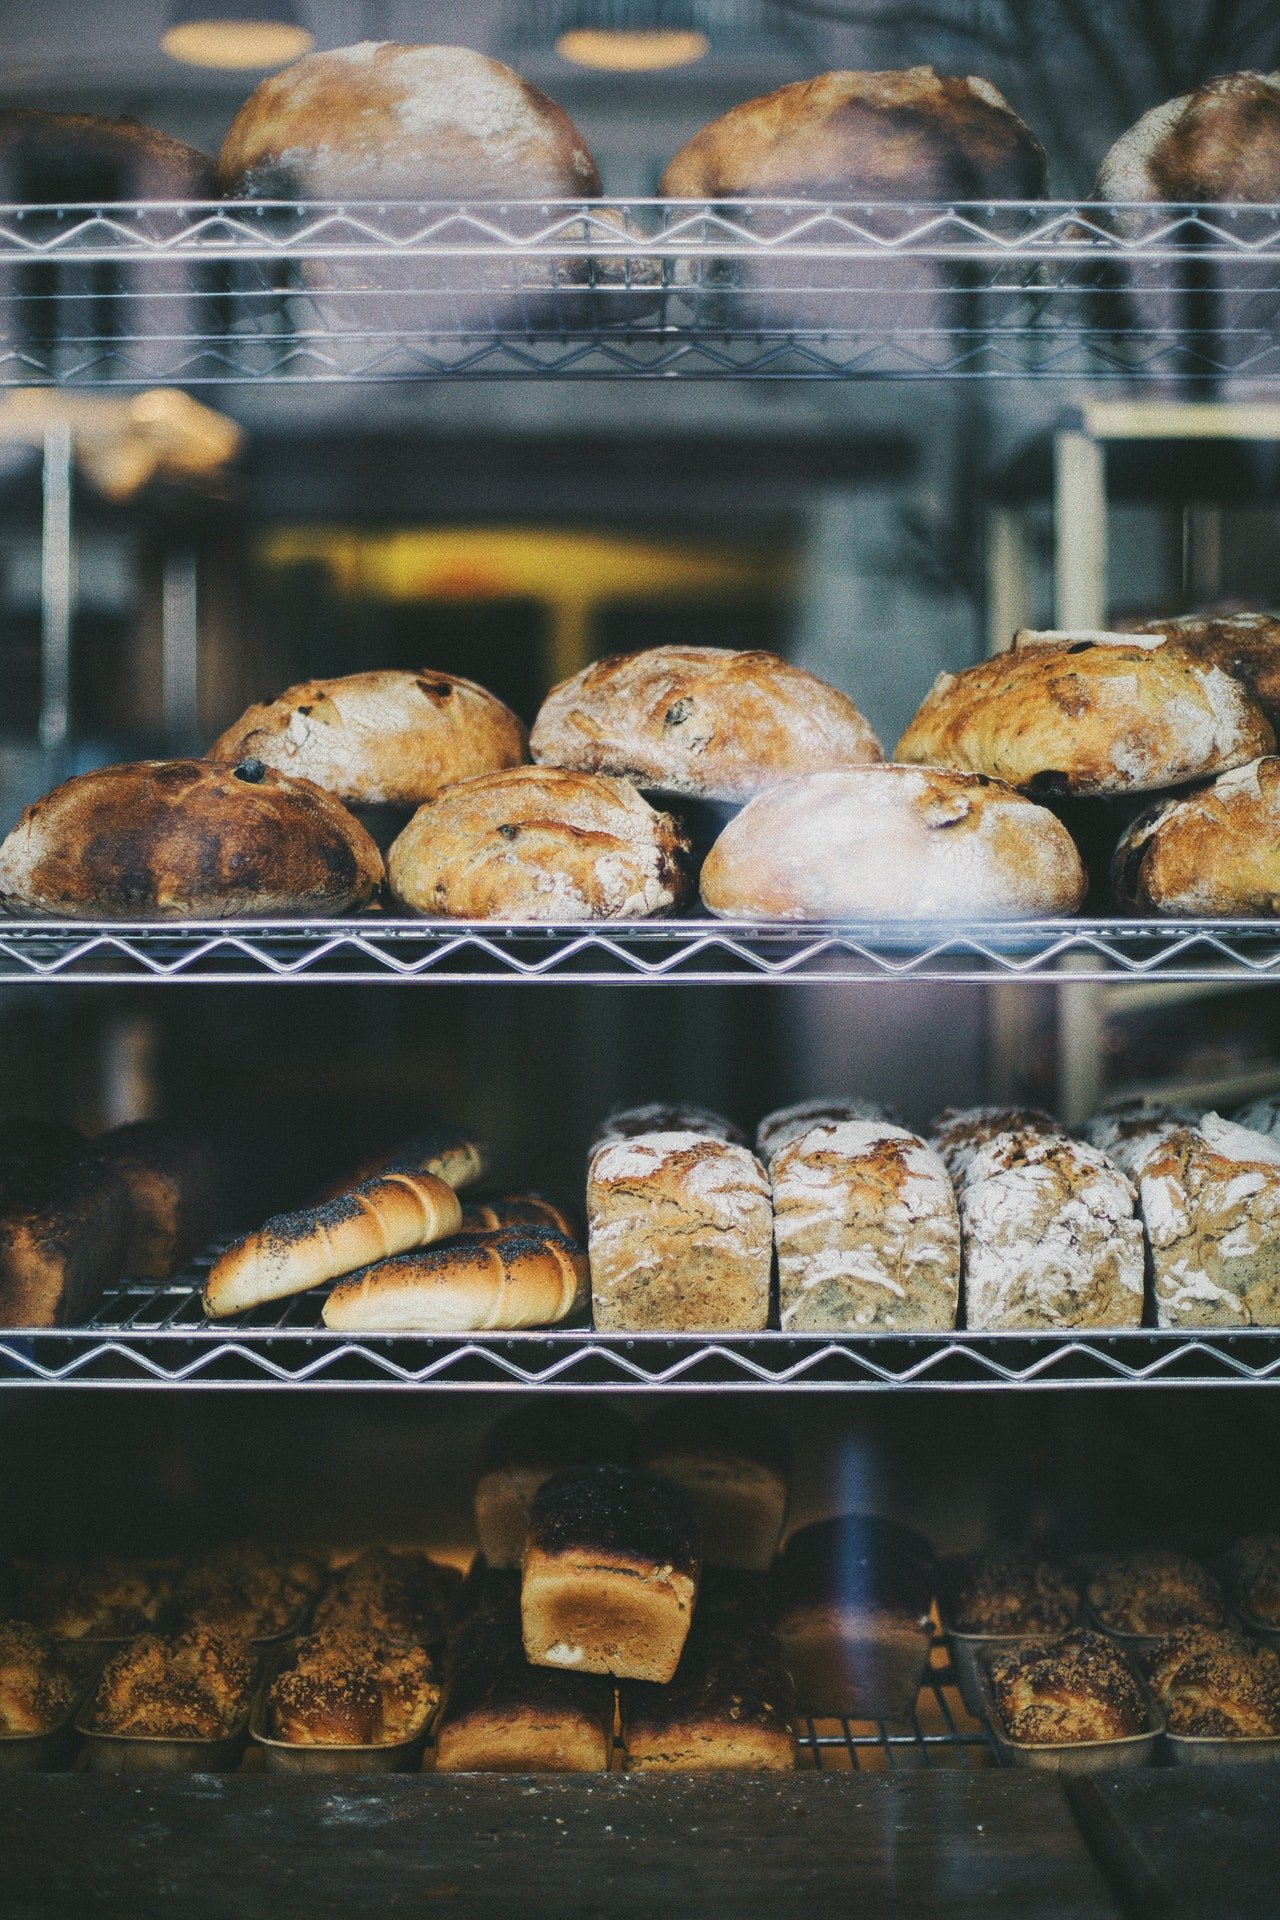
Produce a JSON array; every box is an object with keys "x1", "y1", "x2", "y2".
[
  {"x1": 387, "y1": 767, "x2": 691, "y2": 920},
  {"x1": 1113, "y1": 757, "x2": 1280, "y2": 914},
  {"x1": 1095, "y1": 72, "x2": 1280, "y2": 201},
  {"x1": 209, "y1": 671, "x2": 527, "y2": 808},
  {"x1": 756, "y1": 1097, "x2": 891, "y2": 1167},
  {"x1": 0, "y1": 759, "x2": 383, "y2": 920},
  {"x1": 660, "y1": 67, "x2": 1045, "y2": 199},
  {"x1": 1124, "y1": 612, "x2": 1280, "y2": 725},
  {"x1": 218, "y1": 42, "x2": 601, "y2": 199},
  {"x1": 699, "y1": 766, "x2": 1086, "y2": 921},
  {"x1": 959, "y1": 1130, "x2": 1144, "y2": 1330},
  {"x1": 929, "y1": 1105, "x2": 1057, "y2": 1184},
  {"x1": 0, "y1": 110, "x2": 212, "y2": 197},
  {"x1": 771, "y1": 1120, "x2": 960, "y2": 1332},
  {"x1": 530, "y1": 646, "x2": 882, "y2": 803},
  {"x1": 1134, "y1": 1114, "x2": 1280, "y2": 1328},
  {"x1": 897, "y1": 632, "x2": 1274, "y2": 797}
]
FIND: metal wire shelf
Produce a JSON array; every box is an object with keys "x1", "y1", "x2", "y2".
[
  {"x1": 7, "y1": 1257, "x2": 1280, "y2": 1389},
  {"x1": 3, "y1": 914, "x2": 1280, "y2": 983},
  {"x1": 1, "y1": 199, "x2": 1279, "y2": 383}
]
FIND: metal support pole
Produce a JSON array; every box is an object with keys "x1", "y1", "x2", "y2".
[
  {"x1": 1053, "y1": 429, "x2": 1108, "y2": 629},
  {"x1": 986, "y1": 506, "x2": 1034, "y2": 656},
  {"x1": 162, "y1": 548, "x2": 200, "y2": 745},
  {"x1": 39, "y1": 421, "x2": 74, "y2": 750}
]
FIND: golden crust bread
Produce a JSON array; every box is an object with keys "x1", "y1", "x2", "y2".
[
  {"x1": 0, "y1": 1154, "x2": 129, "y2": 1328},
  {"x1": 217, "y1": 42, "x2": 601, "y2": 199},
  {"x1": 989, "y1": 1631, "x2": 1146, "y2": 1745},
  {"x1": 90, "y1": 1630, "x2": 253, "y2": 1739},
  {"x1": 699, "y1": 766, "x2": 1086, "y2": 920},
  {"x1": 460, "y1": 1192, "x2": 579, "y2": 1238},
  {"x1": 0, "y1": 109, "x2": 212, "y2": 196},
  {"x1": 1123, "y1": 612, "x2": 1280, "y2": 723},
  {"x1": 660, "y1": 67, "x2": 1045, "y2": 199},
  {"x1": 1095, "y1": 72, "x2": 1280, "y2": 201},
  {"x1": 0, "y1": 759, "x2": 383, "y2": 920},
  {"x1": 270, "y1": 1630, "x2": 439, "y2": 1746},
  {"x1": 387, "y1": 766, "x2": 691, "y2": 920},
  {"x1": 897, "y1": 636, "x2": 1275, "y2": 797},
  {"x1": 1087, "y1": 1550, "x2": 1226, "y2": 1636},
  {"x1": 1132, "y1": 1115, "x2": 1280, "y2": 1328},
  {"x1": 1145, "y1": 1626, "x2": 1280, "y2": 1738},
  {"x1": 321, "y1": 1223, "x2": 588, "y2": 1332},
  {"x1": 209, "y1": 670, "x2": 528, "y2": 809},
  {"x1": 1113, "y1": 757, "x2": 1280, "y2": 914},
  {"x1": 530, "y1": 646, "x2": 882, "y2": 803},
  {"x1": 0, "y1": 1620, "x2": 78, "y2": 1736}
]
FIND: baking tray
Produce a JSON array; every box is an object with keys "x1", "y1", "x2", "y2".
[
  {"x1": 973, "y1": 1653, "x2": 1163, "y2": 1774},
  {"x1": 1230, "y1": 1607, "x2": 1280, "y2": 1656},
  {"x1": 249, "y1": 1644, "x2": 437, "y2": 1775},
  {"x1": 75, "y1": 1654, "x2": 260, "y2": 1773},
  {"x1": 937, "y1": 1586, "x2": 1083, "y2": 1719},
  {"x1": 1162, "y1": 1721, "x2": 1280, "y2": 1766}
]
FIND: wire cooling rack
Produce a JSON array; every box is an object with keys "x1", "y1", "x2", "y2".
[{"x1": 1, "y1": 200, "x2": 1279, "y2": 383}]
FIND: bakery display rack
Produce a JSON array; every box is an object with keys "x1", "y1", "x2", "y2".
[{"x1": 4, "y1": 198, "x2": 1280, "y2": 383}]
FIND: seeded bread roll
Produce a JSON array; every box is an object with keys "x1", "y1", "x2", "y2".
[
  {"x1": 460, "y1": 1192, "x2": 579, "y2": 1239},
  {"x1": 772, "y1": 1514, "x2": 935, "y2": 1719},
  {"x1": 521, "y1": 1465, "x2": 700, "y2": 1684},
  {"x1": 388, "y1": 767, "x2": 691, "y2": 920},
  {"x1": 640, "y1": 1408, "x2": 790, "y2": 1572},
  {"x1": 1081, "y1": 1099, "x2": 1202, "y2": 1177},
  {"x1": 209, "y1": 671, "x2": 528, "y2": 810},
  {"x1": 1086, "y1": 1551, "x2": 1226, "y2": 1636},
  {"x1": 202, "y1": 1169, "x2": 461, "y2": 1318},
  {"x1": 218, "y1": 42, "x2": 601, "y2": 200},
  {"x1": 0, "y1": 1153, "x2": 129, "y2": 1328},
  {"x1": 475, "y1": 1405, "x2": 635, "y2": 1570},
  {"x1": 948, "y1": 1545, "x2": 1078, "y2": 1637},
  {"x1": 1219, "y1": 1533, "x2": 1280, "y2": 1628},
  {"x1": 959, "y1": 1130, "x2": 1144, "y2": 1331},
  {"x1": 321, "y1": 1223, "x2": 588, "y2": 1332},
  {"x1": 755, "y1": 1097, "x2": 890, "y2": 1168},
  {"x1": 590, "y1": 1103, "x2": 745, "y2": 1161},
  {"x1": 586, "y1": 1132, "x2": 773, "y2": 1333},
  {"x1": 928, "y1": 1106, "x2": 1057, "y2": 1185},
  {"x1": 94, "y1": 1123, "x2": 219, "y2": 1281},
  {"x1": 699, "y1": 767, "x2": 1086, "y2": 921},
  {"x1": 1124, "y1": 612, "x2": 1280, "y2": 724},
  {"x1": 1145, "y1": 1626, "x2": 1280, "y2": 1738},
  {"x1": 897, "y1": 632, "x2": 1274, "y2": 797},
  {"x1": 772, "y1": 1121, "x2": 960, "y2": 1332},
  {"x1": 988, "y1": 1631, "x2": 1146, "y2": 1745},
  {"x1": 435, "y1": 1567, "x2": 613, "y2": 1773},
  {"x1": 530, "y1": 646, "x2": 882, "y2": 804},
  {"x1": 660, "y1": 67, "x2": 1045, "y2": 200},
  {"x1": 621, "y1": 1576, "x2": 796, "y2": 1772},
  {"x1": 1133, "y1": 1114, "x2": 1280, "y2": 1327},
  {"x1": 0, "y1": 759, "x2": 383, "y2": 920},
  {"x1": 0, "y1": 109, "x2": 212, "y2": 199},
  {"x1": 1113, "y1": 756, "x2": 1280, "y2": 914},
  {"x1": 1094, "y1": 72, "x2": 1280, "y2": 202}
]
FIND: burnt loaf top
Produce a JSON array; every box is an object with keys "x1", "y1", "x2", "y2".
[
  {"x1": 526, "y1": 1464, "x2": 700, "y2": 1576},
  {"x1": 622, "y1": 1575, "x2": 795, "y2": 1739},
  {"x1": 773, "y1": 1513, "x2": 935, "y2": 1625}
]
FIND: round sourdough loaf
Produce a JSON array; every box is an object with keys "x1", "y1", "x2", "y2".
[
  {"x1": 0, "y1": 759, "x2": 383, "y2": 920},
  {"x1": 1113, "y1": 756, "x2": 1280, "y2": 913},
  {"x1": 1123, "y1": 613, "x2": 1280, "y2": 724},
  {"x1": 1095, "y1": 72, "x2": 1280, "y2": 201},
  {"x1": 387, "y1": 766, "x2": 691, "y2": 920},
  {"x1": 530, "y1": 646, "x2": 882, "y2": 803},
  {"x1": 897, "y1": 633, "x2": 1274, "y2": 797},
  {"x1": 217, "y1": 42, "x2": 601, "y2": 199},
  {"x1": 699, "y1": 766, "x2": 1086, "y2": 920},
  {"x1": 659, "y1": 67, "x2": 1045, "y2": 199},
  {"x1": 209, "y1": 670, "x2": 528, "y2": 808},
  {"x1": 0, "y1": 110, "x2": 212, "y2": 197}
]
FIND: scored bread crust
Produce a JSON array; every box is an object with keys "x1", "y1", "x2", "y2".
[
  {"x1": 1124, "y1": 612, "x2": 1280, "y2": 723},
  {"x1": 321, "y1": 1224, "x2": 588, "y2": 1331},
  {"x1": 387, "y1": 766, "x2": 691, "y2": 920},
  {"x1": 202, "y1": 1169, "x2": 461, "y2": 1318},
  {"x1": 1113, "y1": 757, "x2": 1280, "y2": 914},
  {"x1": 659, "y1": 67, "x2": 1046, "y2": 199},
  {"x1": 1094, "y1": 71, "x2": 1280, "y2": 202},
  {"x1": 897, "y1": 639, "x2": 1275, "y2": 796},
  {"x1": 217, "y1": 42, "x2": 601, "y2": 199},
  {"x1": 1134, "y1": 1114, "x2": 1280, "y2": 1328},
  {"x1": 929, "y1": 1105, "x2": 1057, "y2": 1184},
  {"x1": 530, "y1": 646, "x2": 882, "y2": 803},
  {"x1": 0, "y1": 759, "x2": 384, "y2": 920},
  {"x1": 699, "y1": 766, "x2": 1086, "y2": 920},
  {"x1": 209, "y1": 671, "x2": 528, "y2": 809}
]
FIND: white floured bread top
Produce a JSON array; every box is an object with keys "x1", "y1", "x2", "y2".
[
  {"x1": 930, "y1": 1105, "x2": 1057, "y2": 1184},
  {"x1": 1135, "y1": 1115, "x2": 1280, "y2": 1326},
  {"x1": 588, "y1": 1131, "x2": 771, "y2": 1215},
  {"x1": 755, "y1": 1097, "x2": 889, "y2": 1166},
  {"x1": 1082, "y1": 1100, "x2": 1203, "y2": 1177}
]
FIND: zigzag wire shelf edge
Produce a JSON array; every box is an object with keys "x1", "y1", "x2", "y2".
[
  {"x1": 2, "y1": 198, "x2": 1280, "y2": 383},
  {"x1": 2, "y1": 916, "x2": 1280, "y2": 982}
]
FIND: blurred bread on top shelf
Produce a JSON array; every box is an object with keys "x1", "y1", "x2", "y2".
[
  {"x1": 0, "y1": 109, "x2": 211, "y2": 199},
  {"x1": 1094, "y1": 71, "x2": 1280, "y2": 202}
]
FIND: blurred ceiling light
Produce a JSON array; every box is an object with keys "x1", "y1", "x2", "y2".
[
  {"x1": 552, "y1": 3, "x2": 711, "y2": 70},
  {"x1": 162, "y1": 0, "x2": 313, "y2": 69}
]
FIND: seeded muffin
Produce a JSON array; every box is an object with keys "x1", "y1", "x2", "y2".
[
  {"x1": 989, "y1": 1630, "x2": 1146, "y2": 1744},
  {"x1": 1145, "y1": 1626, "x2": 1280, "y2": 1738},
  {"x1": 949, "y1": 1546, "x2": 1078, "y2": 1637},
  {"x1": 1086, "y1": 1550, "x2": 1226, "y2": 1636}
]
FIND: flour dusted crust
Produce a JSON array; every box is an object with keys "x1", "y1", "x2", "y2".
[
  {"x1": 1094, "y1": 72, "x2": 1280, "y2": 202},
  {"x1": 959, "y1": 1131, "x2": 1144, "y2": 1330},
  {"x1": 1113, "y1": 757, "x2": 1280, "y2": 914},
  {"x1": 590, "y1": 1103, "x2": 745, "y2": 1161},
  {"x1": 660, "y1": 67, "x2": 1045, "y2": 200},
  {"x1": 531, "y1": 646, "x2": 882, "y2": 804},
  {"x1": 755, "y1": 1097, "x2": 890, "y2": 1167},
  {"x1": 587, "y1": 1131, "x2": 772, "y2": 1332},
  {"x1": 1135, "y1": 1114, "x2": 1280, "y2": 1327},
  {"x1": 388, "y1": 767, "x2": 690, "y2": 920},
  {"x1": 771, "y1": 1120, "x2": 960, "y2": 1332},
  {"x1": 929, "y1": 1105, "x2": 1057, "y2": 1184},
  {"x1": 699, "y1": 767, "x2": 1086, "y2": 921},
  {"x1": 209, "y1": 671, "x2": 528, "y2": 809},
  {"x1": 1081, "y1": 1099, "x2": 1201, "y2": 1177},
  {"x1": 897, "y1": 635, "x2": 1274, "y2": 797},
  {"x1": 1125, "y1": 612, "x2": 1280, "y2": 724},
  {"x1": 218, "y1": 43, "x2": 601, "y2": 200},
  {"x1": 0, "y1": 759, "x2": 383, "y2": 920}
]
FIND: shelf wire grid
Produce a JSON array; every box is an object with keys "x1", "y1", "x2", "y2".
[
  {"x1": 1, "y1": 199, "x2": 1279, "y2": 383},
  {"x1": 5, "y1": 915, "x2": 1280, "y2": 983}
]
